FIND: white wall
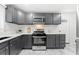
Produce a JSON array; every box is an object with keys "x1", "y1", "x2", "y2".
[
  {"x1": 0, "y1": 5, "x2": 5, "y2": 32},
  {"x1": 61, "y1": 13, "x2": 76, "y2": 45}
]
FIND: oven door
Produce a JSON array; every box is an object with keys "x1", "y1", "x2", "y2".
[{"x1": 32, "y1": 37, "x2": 46, "y2": 46}]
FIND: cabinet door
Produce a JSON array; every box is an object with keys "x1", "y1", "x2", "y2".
[
  {"x1": 6, "y1": 6, "x2": 13, "y2": 23},
  {"x1": 25, "y1": 13, "x2": 33, "y2": 25},
  {"x1": 9, "y1": 36, "x2": 23, "y2": 55},
  {"x1": 27, "y1": 35, "x2": 32, "y2": 49},
  {"x1": 55, "y1": 34, "x2": 60, "y2": 48},
  {"x1": 12, "y1": 8, "x2": 17, "y2": 24},
  {"x1": 45, "y1": 13, "x2": 53, "y2": 25},
  {"x1": 20, "y1": 35, "x2": 26, "y2": 49},
  {"x1": 59, "y1": 34, "x2": 65, "y2": 48},
  {"x1": 16, "y1": 10, "x2": 26, "y2": 25},
  {"x1": 19, "y1": 36, "x2": 25, "y2": 49},
  {"x1": 47, "y1": 35, "x2": 55, "y2": 49},
  {"x1": 23, "y1": 35, "x2": 27, "y2": 48},
  {"x1": 76, "y1": 40, "x2": 79, "y2": 54},
  {"x1": 16, "y1": 36, "x2": 23, "y2": 53},
  {"x1": 14, "y1": 37, "x2": 22, "y2": 54},
  {"x1": 0, "y1": 46, "x2": 9, "y2": 55},
  {"x1": 10, "y1": 45, "x2": 17, "y2": 55},
  {"x1": 52, "y1": 13, "x2": 61, "y2": 25},
  {"x1": 9, "y1": 40, "x2": 17, "y2": 55},
  {"x1": 0, "y1": 48, "x2": 6, "y2": 55},
  {"x1": 9, "y1": 38, "x2": 20, "y2": 55},
  {"x1": 24, "y1": 35, "x2": 32, "y2": 49},
  {"x1": 0, "y1": 41, "x2": 9, "y2": 55},
  {"x1": 5, "y1": 46, "x2": 9, "y2": 55}
]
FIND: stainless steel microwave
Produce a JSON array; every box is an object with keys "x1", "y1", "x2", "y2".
[{"x1": 33, "y1": 16, "x2": 45, "y2": 24}]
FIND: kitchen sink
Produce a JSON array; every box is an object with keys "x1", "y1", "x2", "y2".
[{"x1": 0, "y1": 37, "x2": 10, "y2": 40}]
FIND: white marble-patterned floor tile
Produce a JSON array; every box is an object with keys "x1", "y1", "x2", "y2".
[
  {"x1": 19, "y1": 49, "x2": 75, "y2": 55},
  {"x1": 19, "y1": 44, "x2": 76, "y2": 55}
]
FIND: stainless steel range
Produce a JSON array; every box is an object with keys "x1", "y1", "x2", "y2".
[{"x1": 32, "y1": 31, "x2": 46, "y2": 51}]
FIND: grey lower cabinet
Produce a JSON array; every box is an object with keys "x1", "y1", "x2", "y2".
[
  {"x1": 0, "y1": 41, "x2": 9, "y2": 55},
  {"x1": 55, "y1": 34, "x2": 60, "y2": 48},
  {"x1": 0, "y1": 35, "x2": 32, "y2": 55},
  {"x1": 76, "y1": 39, "x2": 79, "y2": 55},
  {"x1": 59, "y1": 34, "x2": 65, "y2": 48},
  {"x1": 9, "y1": 36, "x2": 22, "y2": 55},
  {"x1": 47, "y1": 34, "x2": 65, "y2": 49},
  {"x1": 9, "y1": 38, "x2": 18, "y2": 55},
  {"x1": 23, "y1": 35, "x2": 32, "y2": 49},
  {"x1": 0, "y1": 34, "x2": 65, "y2": 55},
  {"x1": 47, "y1": 35, "x2": 56, "y2": 49}
]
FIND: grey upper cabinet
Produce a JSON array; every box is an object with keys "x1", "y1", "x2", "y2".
[
  {"x1": 52, "y1": 13, "x2": 61, "y2": 25},
  {"x1": 45, "y1": 13, "x2": 53, "y2": 25},
  {"x1": 6, "y1": 5, "x2": 61, "y2": 25},
  {"x1": 16, "y1": 10, "x2": 26, "y2": 25},
  {"x1": 12, "y1": 8, "x2": 17, "y2": 24},
  {"x1": 6, "y1": 6, "x2": 13, "y2": 23},
  {"x1": 32, "y1": 13, "x2": 61, "y2": 25},
  {"x1": 6, "y1": 5, "x2": 17, "y2": 23},
  {"x1": 25, "y1": 13, "x2": 33, "y2": 25}
]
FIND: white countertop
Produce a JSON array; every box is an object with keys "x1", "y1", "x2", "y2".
[
  {"x1": 0, "y1": 33, "x2": 65, "y2": 44},
  {"x1": 0, "y1": 33, "x2": 32, "y2": 43},
  {"x1": 0, "y1": 34, "x2": 22, "y2": 43}
]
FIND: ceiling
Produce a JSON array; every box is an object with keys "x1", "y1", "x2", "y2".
[{"x1": 9, "y1": 4, "x2": 77, "y2": 13}]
